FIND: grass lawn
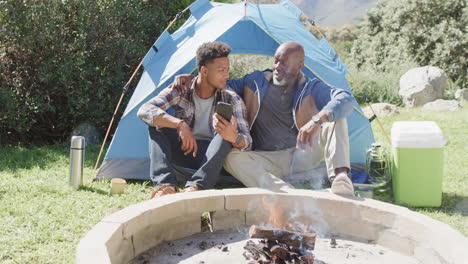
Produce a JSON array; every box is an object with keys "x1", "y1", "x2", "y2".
[{"x1": 0, "y1": 107, "x2": 466, "y2": 263}]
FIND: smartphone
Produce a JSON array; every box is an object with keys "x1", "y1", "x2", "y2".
[{"x1": 215, "y1": 102, "x2": 233, "y2": 122}]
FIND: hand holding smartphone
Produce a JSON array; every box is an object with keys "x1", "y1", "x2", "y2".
[{"x1": 215, "y1": 102, "x2": 233, "y2": 121}]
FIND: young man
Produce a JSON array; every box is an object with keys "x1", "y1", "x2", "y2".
[
  {"x1": 137, "y1": 41, "x2": 251, "y2": 198},
  {"x1": 175, "y1": 42, "x2": 356, "y2": 196}
]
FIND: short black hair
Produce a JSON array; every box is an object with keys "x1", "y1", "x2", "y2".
[{"x1": 196, "y1": 41, "x2": 231, "y2": 70}]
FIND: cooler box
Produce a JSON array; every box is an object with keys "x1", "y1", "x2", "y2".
[{"x1": 391, "y1": 121, "x2": 445, "y2": 207}]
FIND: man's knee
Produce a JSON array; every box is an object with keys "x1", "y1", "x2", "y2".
[
  {"x1": 226, "y1": 149, "x2": 257, "y2": 173},
  {"x1": 225, "y1": 149, "x2": 247, "y2": 167},
  {"x1": 216, "y1": 134, "x2": 233, "y2": 152},
  {"x1": 206, "y1": 134, "x2": 232, "y2": 156},
  {"x1": 321, "y1": 119, "x2": 349, "y2": 144},
  {"x1": 148, "y1": 126, "x2": 171, "y2": 139}
]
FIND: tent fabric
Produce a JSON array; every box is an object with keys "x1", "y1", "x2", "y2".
[{"x1": 97, "y1": 0, "x2": 374, "y2": 180}]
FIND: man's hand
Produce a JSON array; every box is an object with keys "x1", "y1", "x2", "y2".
[
  {"x1": 177, "y1": 122, "x2": 198, "y2": 157},
  {"x1": 296, "y1": 119, "x2": 321, "y2": 150},
  {"x1": 213, "y1": 113, "x2": 238, "y2": 143},
  {"x1": 173, "y1": 74, "x2": 195, "y2": 93}
]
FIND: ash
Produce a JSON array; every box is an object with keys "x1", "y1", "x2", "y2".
[{"x1": 129, "y1": 229, "x2": 420, "y2": 264}]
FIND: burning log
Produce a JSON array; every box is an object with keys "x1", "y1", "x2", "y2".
[
  {"x1": 243, "y1": 239, "x2": 314, "y2": 264},
  {"x1": 249, "y1": 225, "x2": 316, "y2": 250},
  {"x1": 270, "y1": 245, "x2": 287, "y2": 260},
  {"x1": 243, "y1": 240, "x2": 271, "y2": 260},
  {"x1": 299, "y1": 254, "x2": 315, "y2": 264}
]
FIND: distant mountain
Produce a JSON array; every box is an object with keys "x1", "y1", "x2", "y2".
[{"x1": 290, "y1": 0, "x2": 380, "y2": 26}]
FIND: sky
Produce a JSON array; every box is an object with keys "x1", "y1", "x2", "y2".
[{"x1": 290, "y1": 0, "x2": 379, "y2": 26}]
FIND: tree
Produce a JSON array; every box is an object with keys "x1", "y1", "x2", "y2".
[{"x1": 0, "y1": 0, "x2": 192, "y2": 145}]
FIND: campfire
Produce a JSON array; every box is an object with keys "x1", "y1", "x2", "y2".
[
  {"x1": 242, "y1": 196, "x2": 317, "y2": 264},
  {"x1": 77, "y1": 189, "x2": 468, "y2": 264},
  {"x1": 243, "y1": 225, "x2": 316, "y2": 264}
]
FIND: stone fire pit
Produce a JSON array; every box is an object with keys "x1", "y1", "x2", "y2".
[{"x1": 76, "y1": 188, "x2": 468, "y2": 264}]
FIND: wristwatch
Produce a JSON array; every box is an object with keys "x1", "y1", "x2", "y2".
[{"x1": 312, "y1": 115, "x2": 323, "y2": 125}]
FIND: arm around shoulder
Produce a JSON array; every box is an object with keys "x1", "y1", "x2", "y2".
[{"x1": 227, "y1": 70, "x2": 265, "y2": 97}]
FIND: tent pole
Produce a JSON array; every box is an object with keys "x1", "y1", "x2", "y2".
[
  {"x1": 164, "y1": 5, "x2": 191, "y2": 32},
  {"x1": 347, "y1": 72, "x2": 391, "y2": 145},
  {"x1": 303, "y1": 17, "x2": 391, "y2": 145},
  {"x1": 90, "y1": 3, "x2": 193, "y2": 182},
  {"x1": 90, "y1": 62, "x2": 143, "y2": 182},
  {"x1": 244, "y1": 0, "x2": 247, "y2": 16}
]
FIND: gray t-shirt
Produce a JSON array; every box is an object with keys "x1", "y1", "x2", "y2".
[
  {"x1": 192, "y1": 91, "x2": 215, "y2": 139},
  {"x1": 251, "y1": 81, "x2": 298, "y2": 151}
]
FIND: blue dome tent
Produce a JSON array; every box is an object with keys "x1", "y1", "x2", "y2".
[{"x1": 95, "y1": 0, "x2": 374, "y2": 180}]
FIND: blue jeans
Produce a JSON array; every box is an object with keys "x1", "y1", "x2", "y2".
[{"x1": 148, "y1": 127, "x2": 232, "y2": 189}]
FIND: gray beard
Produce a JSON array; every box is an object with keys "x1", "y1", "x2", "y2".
[{"x1": 272, "y1": 76, "x2": 288, "y2": 86}]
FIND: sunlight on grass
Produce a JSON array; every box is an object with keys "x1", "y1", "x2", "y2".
[
  {"x1": 0, "y1": 145, "x2": 150, "y2": 263},
  {"x1": 0, "y1": 108, "x2": 466, "y2": 263}
]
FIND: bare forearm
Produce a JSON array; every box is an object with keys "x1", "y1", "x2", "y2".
[{"x1": 153, "y1": 113, "x2": 184, "y2": 129}]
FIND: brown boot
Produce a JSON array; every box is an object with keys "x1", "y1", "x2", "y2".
[{"x1": 150, "y1": 185, "x2": 178, "y2": 199}]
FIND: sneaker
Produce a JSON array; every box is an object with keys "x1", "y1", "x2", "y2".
[
  {"x1": 150, "y1": 185, "x2": 178, "y2": 199},
  {"x1": 183, "y1": 185, "x2": 200, "y2": 192},
  {"x1": 331, "y1": 173, "x2": 354, "y2": 196}
]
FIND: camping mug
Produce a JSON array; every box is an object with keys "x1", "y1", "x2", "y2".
[{"x1": 110, "y1": 178, "x2": 126, "y2": 194}]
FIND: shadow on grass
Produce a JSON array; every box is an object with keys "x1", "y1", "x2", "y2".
[
  {"x1": 0, "y1": 143, "x2": 68, "y2": 171},
  {"x1": 408, "y1": 193, "x2": 468, "y2": 217},
  {"x1": 0, "y1": 143, "x2": 107, "y2": 172},
  {"x1": 78, "y1": 185, "x2": 110, "y2": 196},
  {"x1": 92, "y1": 178, "x2": 152, "y2": 187}
]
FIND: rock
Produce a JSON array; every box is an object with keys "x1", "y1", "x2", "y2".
[
  {"x1": 362, "y1": 103, "x2": 399, "y2": 117},
  {"x1": 71, "y1": 123, "x2": 101, "y2": 145},
  {"x1": 423, "y1": 99, "x2": 461, "y2": 111},
  {"x1": 399, "y1": 66, "x2": 448, "y2": 107},
  {"x1": 454, "y1": 88, "x2": 468, "y2": 101}
]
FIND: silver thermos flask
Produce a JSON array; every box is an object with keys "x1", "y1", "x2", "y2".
[{"x1": 70, "y1": 136, "x2": 85, "y2": 189}]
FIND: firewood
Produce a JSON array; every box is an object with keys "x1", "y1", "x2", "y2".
[
  {"x1": 270, "y1": 245, "x2": 287, "y2": 260},
  {"x1": 299, "y1": 254, "x2": 314, "y2": 264},
  {"x1": 249, "y1": 225, "x2": 316, "y2": 250},
  {"x1": 244, "y1": 240, "x2": 271, "y2": 260}
]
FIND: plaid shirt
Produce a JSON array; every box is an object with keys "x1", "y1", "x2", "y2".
[{"x1": 137, "y1": 78, "x2": 252, "y2": 151}]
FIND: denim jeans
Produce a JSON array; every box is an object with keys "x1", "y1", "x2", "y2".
[{"x1": 148, "y1": 126, "x2": 232, "y2": 189}]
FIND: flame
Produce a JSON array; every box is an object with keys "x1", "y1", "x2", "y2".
[
  {"x1": 263, "y1": 195, "x2": 289, "y2": 229},
  {"x1": 262, "y1": 196, "x2": 312, "y2": 233}
]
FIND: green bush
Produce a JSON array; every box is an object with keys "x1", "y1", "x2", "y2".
[
  {"x1": 351, "y1": 0, "x2": 467, "y2": 87},
  {"x1": 229, "y1": 54, "x2": 272, "y2": 79},
  {"x1": 329, "y1": 38, "x2": 412, "y2": 106},
  {"x1": 0, "y1": 0, "x2": 192, "y2": 146},
  {"x1": 347, "y1": 62, "x2": 419, "y2": 106},
  {"x1": 321, "y1": 24, "x2": 359, "y2": 43}
]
